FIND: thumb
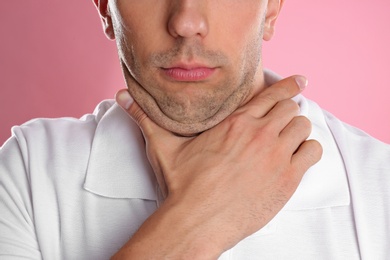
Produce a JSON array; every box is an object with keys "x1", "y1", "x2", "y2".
[
  {"x1": 116, "y1": 89, "x2": 173, "y2": 197},
  {"x1": 115, "y1": 89, "x2": 164, "y2": 137}
]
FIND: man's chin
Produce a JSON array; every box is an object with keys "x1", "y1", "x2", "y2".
[
  {"x1": 125, "y1": 78, "x2": 246, "y2": 136},
  {"x1": 144, "y1": 109, "x2": 223, "y2": 137}
]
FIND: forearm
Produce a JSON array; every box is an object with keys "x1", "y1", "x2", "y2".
[{"x1": 111, "y1": 199, "x2": 222, "y2": 260}]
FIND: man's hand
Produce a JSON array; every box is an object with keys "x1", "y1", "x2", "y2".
[{"x1": 112, "y1": 76, "x2": 322, "y2": 259}]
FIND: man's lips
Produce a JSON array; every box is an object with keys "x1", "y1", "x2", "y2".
[{"x1": 162, "y1": 67, "x2": 216, "y2": 82}]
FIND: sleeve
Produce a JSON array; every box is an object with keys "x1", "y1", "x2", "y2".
[{"x1": 0, "y1": 135, "x2": 42, "y2": 259}]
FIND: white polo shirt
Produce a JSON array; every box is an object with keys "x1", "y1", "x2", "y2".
[{"x1": 1, "y1": 94, "x2": 389, "y2": 259}]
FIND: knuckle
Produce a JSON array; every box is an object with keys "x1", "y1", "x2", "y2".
[
  {"x1": 291, "y1": 101, "x2": 301, "y2": 114},
  {"x1": 136, "y1": 112, "x2": 148, "y2": 126},
  {"x1": 225, "y1": 113, "x2": 240, "y2": 126},
  {"x1": 260, "y1": 120, "x2": 278, "y2": 136},
  {"x1": 294, "y1": 116, "x2": 312, "y2": 132},
  {"x1": 301, "y1": 140, "x2": 323, "y2": 165},
  {"x1": 280, "y1": 172, "x2": 301, "y2": 195},
  {"x1": 310, "y1": 140, "x2": 324, "y2": 161},
  {"x1": 265, "y1": 81, "x2": 294, "y2": 99},
  {"x1": 225, "y1": 113, "x2": 250, "y2": 135},
  {"x1": 260, "y1": 92, "x2": 279, "y2": 105},
  {"x1": 226, "y1": 112, "x2": 250, "y2": 126},
  {"x1": 130, "y1": 105, "x2": 148, "y2": 126},
  {"x1": 279, "y1": 99, "x2": 300, "y2": 114},
  {"x1": 280, "y1": 98, "x2": 296, "y2": 107},
  {"x1": 129, "y1": 105, "x2": 156, "y2": 137}
]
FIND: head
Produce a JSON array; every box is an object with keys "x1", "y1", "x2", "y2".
[{"x1": 93, "y1": 0, "x2": 284, "y2": 136}]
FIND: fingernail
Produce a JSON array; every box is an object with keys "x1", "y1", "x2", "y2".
[
  {"x1": 116, "y1": 90, "x2": 133, "y2": 110},
  {"x1": 295, "y1": 76, "x2": 308, "y2": 90}
]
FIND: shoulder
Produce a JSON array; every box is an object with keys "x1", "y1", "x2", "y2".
[
  {"x1": 314, "y1": 101, "x2": 390, "y2": 254},
  {"x1": 8, "y1": 100, "x2": 115, "y2": 150},
  {"x1": 1, "y1": 100, "x2": 116, "y2": 174},
  {"x1": 322, "y1": 106, "x2": 390, "y2": 161}
]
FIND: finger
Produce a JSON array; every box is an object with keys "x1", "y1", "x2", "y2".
[
  {"x1": 263, "y1": 99, "x2": 301, "y2": 133},
  {"x1": 279, "y1": 116, "x2": 312, "y2": 153},
  {"x1": 242, "y1": 75, "x2": 308, "y2": 118},
  {"x1": 116, "y1": 89, "x2": 170, "y2": 138},
  {"x1": 291, "y1": 139, "x2": 323, "y2": 175}
]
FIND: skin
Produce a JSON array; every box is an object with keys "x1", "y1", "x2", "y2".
[
  {"x1": 96, "y1": 0, "x2": 283, "y2": 136},
  {"x1": 92, "y1": 0, "x2": 323, "y2": 258},
  {"x1": 113, "y1": 77, "x2": 322, "y2": 259}
]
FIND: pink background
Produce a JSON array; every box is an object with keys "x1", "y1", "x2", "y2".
[{"x1": 1, "y1": 1, "x2": 389, "y2": 146}]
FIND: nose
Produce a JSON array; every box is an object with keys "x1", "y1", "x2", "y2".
[{"x1": 167, "y1": 0, "x2": 209, "y2": 39}]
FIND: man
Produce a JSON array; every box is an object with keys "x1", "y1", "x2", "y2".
[{"x1": 0, "y1": 0, "x2": 389, "y2": 259}]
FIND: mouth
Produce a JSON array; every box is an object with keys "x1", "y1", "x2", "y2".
[{"x1": 161, "y1": 62, "x2": 217, "y2": 82}]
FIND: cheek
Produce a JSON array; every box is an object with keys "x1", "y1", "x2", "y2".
[
  {"x1": 115, "y1": 23, "x2": 157, "y2": 81},
  {"x1": 214, "y1": 6, "x2": 265, "y2": 64},
  {"x1": 112, "y1": 3, "x2": 164, "y2": 63}
]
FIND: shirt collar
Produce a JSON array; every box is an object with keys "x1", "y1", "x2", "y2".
[
  {"x1": 84, "y1": 70, "x2": 350, "y2": 209},
  {"x1": 83, "y1": 102, "x2": 157, "y2": 200}
]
